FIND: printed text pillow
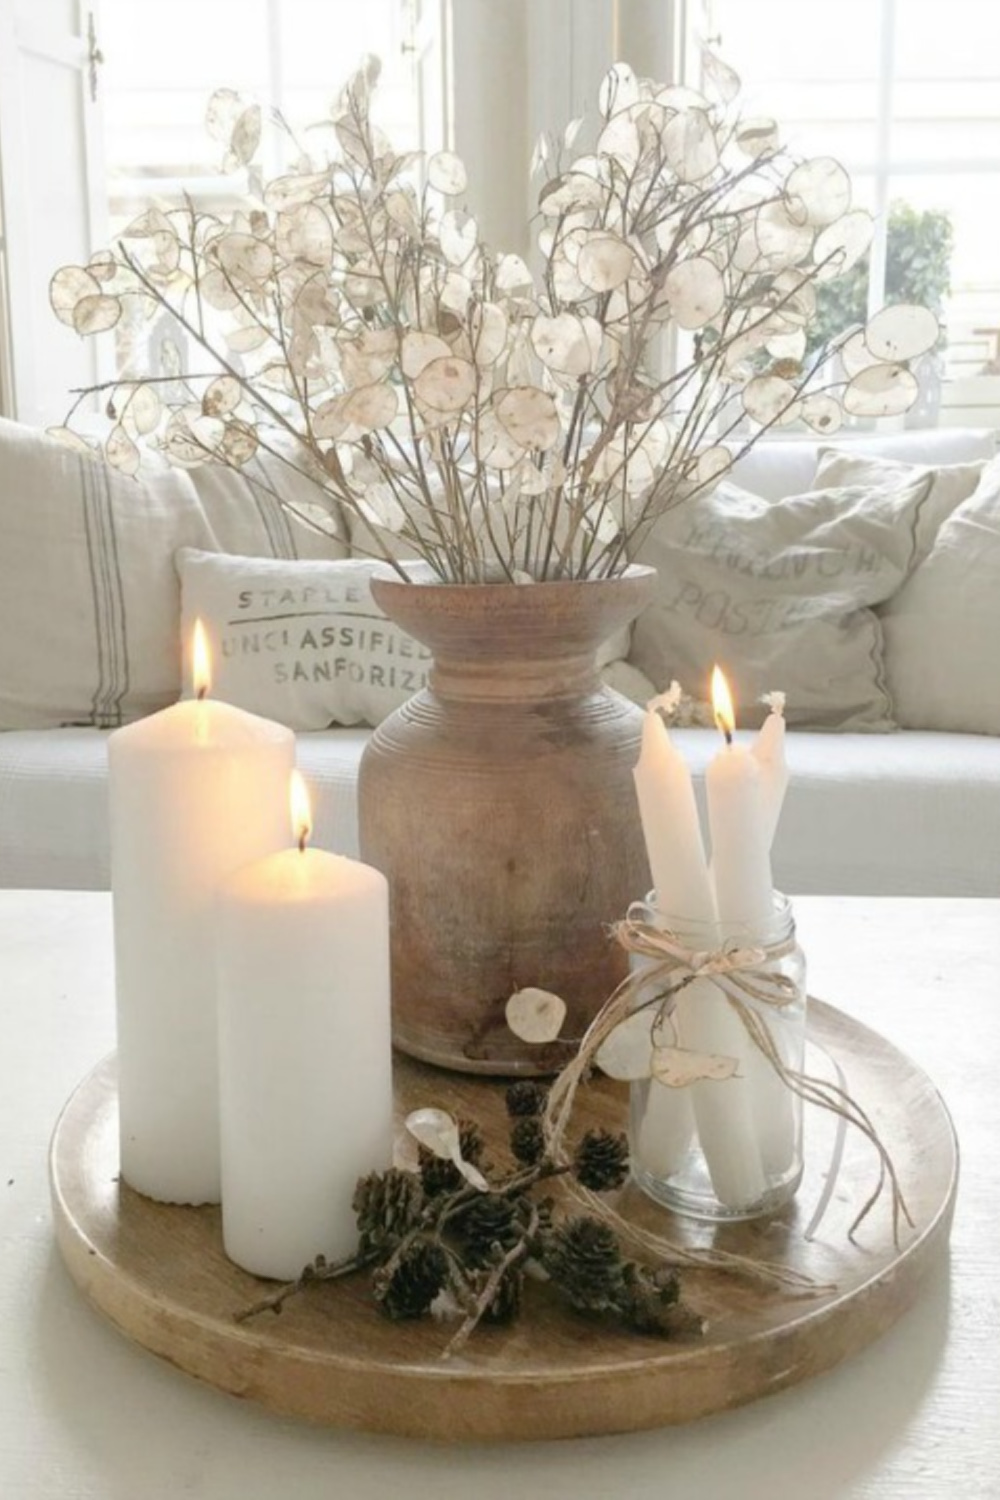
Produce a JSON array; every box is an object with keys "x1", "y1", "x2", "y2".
[
  {"x1": 176, "y1": 551, "x2": 432, "y2": 728},
  {"x1": 628, "y1": 472, "x2": 934, "y2": 730}
]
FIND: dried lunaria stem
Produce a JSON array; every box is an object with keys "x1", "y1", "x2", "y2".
[{"x1": 50, "y1": 52, "x2": 936, "y2": 582}]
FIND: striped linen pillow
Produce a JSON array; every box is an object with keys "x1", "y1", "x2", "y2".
[{"x1": 0, "y1": 417, "x2": 346, "y2": 730}]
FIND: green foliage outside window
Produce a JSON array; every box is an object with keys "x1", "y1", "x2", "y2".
[{"x1": 809, "y1": 202, "x2": 954, "y2": 355}]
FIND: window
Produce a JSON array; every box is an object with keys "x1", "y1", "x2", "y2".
[
  {"x1": 7, "y1": 0, "x2": 997, "y2": 428},
  {"x1": 704, "y1": 0, "x2": 1000, "y2": 421},
  {"x1": 101, "y1": 0, "x2": 436, "y2": 232}
]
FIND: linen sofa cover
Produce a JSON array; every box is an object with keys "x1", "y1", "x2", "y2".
[
  {"x1": 727, "y1": 426, "x2": 998, "y2": 499},
  {"x1": 2, "y1": 725, "x2": 997, "y2": 898},
  {"x1": 2, "y1": 424, "x2": 997, "y2": 900}
]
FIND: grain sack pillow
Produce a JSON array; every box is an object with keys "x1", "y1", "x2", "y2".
[
  {"x1": 628, "y1": 471, "x2": 935, "y2": 730},
  {"x1": 813, "y1": 448, "x2": 984, "y2": 569},
  {"x1": 879, "y1": 455, "x2": 1000, "y2": 734},
  {"x1": 176, "y1": 551, "x2": 433, "y2": 728},
  {"x1": 0, "y1": 418, "x2": 346, "y2": 729}
]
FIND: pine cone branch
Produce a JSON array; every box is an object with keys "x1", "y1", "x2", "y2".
[
  {"x1": 353, "y1": 1167, "x2": 424, "y2": 1255},
  {"x1": 505, "y1": 1081, "x2": 549, "y2": 1117},
  {"x1": 419, "y1": 1119, "x2": 486, "y2": 1196},
  {"x1": 374, "y1": 1240, "x2": 451, "y2": 1320},
  {"x1": 573, "y1": 1128, "x2": 630, "y2": 1192},
  {"x1": 542, "y1": 1215, "x2": 625, "y2": 1313},
  {"x1": 454, "y1": 1192, "x2": 524, "y2": 1267},
  {"x1": 238, "y1": 1106, "x2": 702, "y2": 1350},
  {"x1": 510, "y1": 1116, "x2": 546, "y2": 1165}
]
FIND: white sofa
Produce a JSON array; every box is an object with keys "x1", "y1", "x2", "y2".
[
  {"x1": 1, "y1": 424, "x2": 998, "y2": 898},
  {"x1": 2, "y1": 721, "x2": 998, "y2": 897}
]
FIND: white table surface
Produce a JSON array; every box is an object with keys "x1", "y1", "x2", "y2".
[{"x1": 1, "y1": 891, "x2": 998, "y2": 1500}]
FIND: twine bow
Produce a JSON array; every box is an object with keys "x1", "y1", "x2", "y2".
[
  {"x1": 619, "y1": 911, "x2": 799, "y2": 1006},
  {"x1": 541, "y1": 903, "x2": 912, "y2": 1293}
]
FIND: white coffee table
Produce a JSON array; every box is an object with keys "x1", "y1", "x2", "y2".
[{"x1": 1, "y1": 891, "x2": 998, "y2": 1499}]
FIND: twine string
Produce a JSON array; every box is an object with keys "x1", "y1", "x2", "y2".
[
  {"x1": 802, "y1": 1043, "x2": 850, "y2": 1243},
  {"x1": 540, "y1": 903, "x2": 912, "y2": 1293}
]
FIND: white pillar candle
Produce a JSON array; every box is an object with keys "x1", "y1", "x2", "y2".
[
  {"x1": 706, "y1": 668, "x2": 794, "y2": 1180},
  {"x1": 217, "y1": 772, "x2": 393, "y2": 1281},
  {"x1": 109, "y1": 623, "x2": 294, "y2": 1205}
]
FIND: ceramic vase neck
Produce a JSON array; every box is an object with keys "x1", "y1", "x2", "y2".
[{"x1": 429, "y1": 650, "x2": 600, "y2": 704}]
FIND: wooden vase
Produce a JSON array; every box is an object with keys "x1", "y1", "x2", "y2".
[{"x1": 358, "y1": 565, "x2": 656, "y2": 1075}]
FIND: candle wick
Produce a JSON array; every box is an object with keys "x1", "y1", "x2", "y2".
[
  {"x1": 714, "y1": 712, "x2": 734, "y2": 747},
  {"x1": 298, "y1": 827, "x2": 308, "y2": 854},
  {"x1": 196, "y1": 685, "x2": 207, "y2": 702}
]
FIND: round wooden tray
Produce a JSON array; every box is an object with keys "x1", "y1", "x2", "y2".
[{"x1": 49, "y1": 1001, "x2": 957, "y2": 1443}]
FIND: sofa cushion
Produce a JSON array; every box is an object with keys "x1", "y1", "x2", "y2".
[
  {"x1": 880, "y1": 454, "x2": 1000, "y2": 734},
  {"x1": 728, "y1": 426, "x2": 997, "y2": 500},
  {"x1": 2, "y1": 726, "x2": 997, "y2": 898},
  {"x1": 813, "y1": 449, "x2": 984, "y2": 569},
  {"x1": 629, "y1": 470, "x2": 935, "y2": 730},
  {"x1": 177, "y1": 550, "x2": 433, "y2": 728},
  {"x1": 0, "y1": 418, "x2": 347, "y2": 732}
]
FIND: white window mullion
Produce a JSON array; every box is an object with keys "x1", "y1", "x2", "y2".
[
  {"x1": 867, "y1": 0, "x2": 896, "y2": 318},
  {"x1": 264, "y1": 0, "x2": 286, "y2": 177}
]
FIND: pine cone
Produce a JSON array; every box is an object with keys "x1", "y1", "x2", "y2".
[
  {"x1": 482, "y1": 1268, "x2": 524, "y2": 1325},
  {"x1": 352, "y1": 1168, "x2": 423, "y2": 1255},
  {"x1": 456, "y1": 1193, "x2": 522, "y2": 1266},
  {"x1": 509, "y1": 1116, "x2": 545, "y2": 1165},
  {"x1": 573, "y1": 1129, "x2": 630, "y2": 1192},
  {"x1": 616, "y1": 1262, "x2": 682, "y2": 1335},
  {"x1": 375, "y1": 1241, "x2": 450, "y2": 1321},
  {"x1": 419, "y1": 1119, "x2": 485, "y2": 1196},
  {"x1": 418, "y1": 1150, "x2": 463, "y2": 1197},
  {"x1": 542, "y1": 1216, "x2": 625, "y2": 1313},
  {"x1": 505, "y1": 1081, "x2": 549, "y2": 1118}
]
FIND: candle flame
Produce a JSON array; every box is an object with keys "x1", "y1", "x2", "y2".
[
  {"x1": 290, "y1": 770, "x2": 312, "y2": 852},
  {"x1": 192, "y1": 618, "x2": 211, "y2": 701},
  {"x1": 711, "y1": 665, "x2": 735, "y2": 744}
]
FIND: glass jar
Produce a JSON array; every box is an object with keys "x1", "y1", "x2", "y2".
[{"x1": 629, "y1": 893, "x2": 806, "y2": 1221}]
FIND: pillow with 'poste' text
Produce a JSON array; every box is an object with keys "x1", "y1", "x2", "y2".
[{"x1": 628, "y1": 471, "x2": 935, "y2": 730}]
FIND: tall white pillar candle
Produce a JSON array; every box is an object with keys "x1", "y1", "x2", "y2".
[
  {"x1": 217, "y1": 773, "x2": 393, "y2": 1280},
  {"x1": 109, "y1": 624, "x2": 294, "y2": 1205}
]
